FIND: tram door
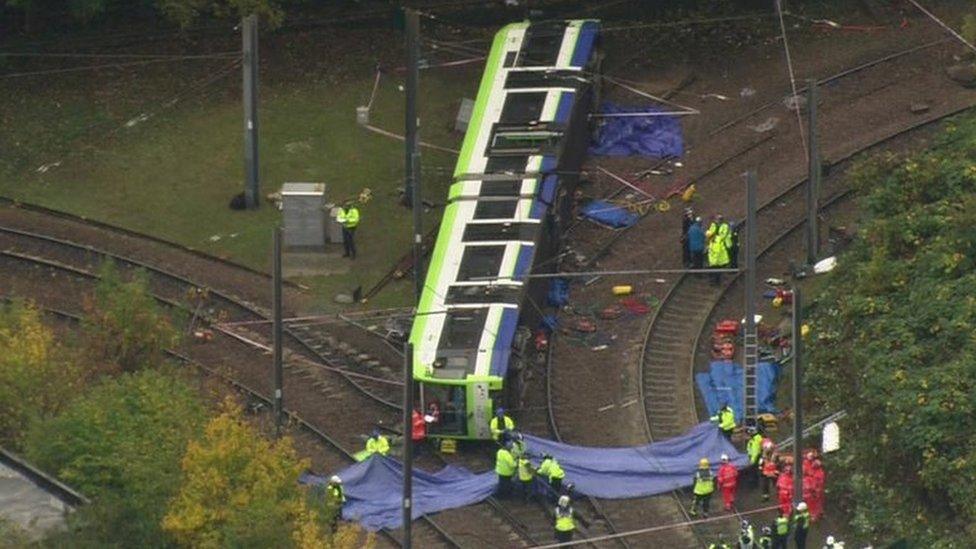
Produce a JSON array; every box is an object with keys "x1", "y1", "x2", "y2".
[{"x1": 422, "y1": 384, "x2": 467, "y2": 437}]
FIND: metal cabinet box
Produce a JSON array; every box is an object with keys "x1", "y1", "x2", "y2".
[{"x1": 281, "y1": 182, "x2": 326, "y2": 250}]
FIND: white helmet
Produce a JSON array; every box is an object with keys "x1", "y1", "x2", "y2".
[
  {"x1": 826, "y1": 535, "x2": 836, "y2": 545},
  {"x1": 558, "y1": 495, "x2": 570, "y2": 507},
  {"x1": 720, "y1": 453, "x2": 729, "y2": 462},
  {"x1": 330, "y1": 475, "x2": 342, "y2": 484},
  {"x1": 796, "y1": 501, "x2": 807, "y2": 511}
]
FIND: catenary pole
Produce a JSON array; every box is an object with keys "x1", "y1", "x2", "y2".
[
  {"x1": 242, "y1": 14, "x2": 260, "y2": 209},
  {"x1": 791, "y1": 285, "x2": 804, "y2": 504},
  {"x1": 806, "y1": 78, "x2": 820, "y2": 265},
  {"x1": 405, "y1": 8, "x2": 423, "y2": 301},
  {"x1": 272, "y1": 226, "x2": 283, "y2": 438},
  {"x1": 401, "y1": 342, "x2": 414, "y2": 548}
]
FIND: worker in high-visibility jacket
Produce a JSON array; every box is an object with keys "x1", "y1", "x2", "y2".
[
  {"x1": 517, "y1": 455, "x2": 535, "y2": 502},
  {"x1": 336, "y1": 201, "x2": 361, "y2": 259},
  {"x1": 510, "y1": 430, "x2": 527, "y2": 459},
  {"x1": 536, "y1": 453, "x2": 566, "y2": 501},
  {"x1": 690, "y1": 457, "x2": 715, "y2": 518},
  {"x1": 760, "y1": 441, "x2": 779, "y2": 501},
  {"x1": 326, "y1": 475, "x2": 346, "y2": 531},
  {"x1": 495, "y1": 443, "x2": 517, "y2": 499},
  {"x1": 710, "y1": 402, "x2": 736, "y2": 440},
  {"x1": 490, "y1": 407, "x2": 515, "y2": 441},
  {"x1": 772, "y1": 513, "x2": 790, "y2": 549},
  {"x1": 738, "y1": 519, "x2": 755, "y2": 549},
  {"x1": 793, "y1": 501, "x2": 811, "y2": 549},
  {"x1": 364, "y1": 429, "x2": 390, "y2": 457},
  {"x1": 706, "y1": 214, "x2": 731, "y2": 285},
  {"x1": 747, "y1": 427, "x2": 764, "y2": 486},
  {"x1": 553, "y1": 495, "x2": 575, "y2": 543},
  {"x1": 757, "y1": 526, "x2": 773, "y2": 549}
]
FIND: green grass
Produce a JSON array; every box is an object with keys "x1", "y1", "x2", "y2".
[{"x1": 0, "y1": 59, "x2": 480, "y2": 311}]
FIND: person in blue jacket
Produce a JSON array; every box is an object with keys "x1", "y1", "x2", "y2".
[{"x1": 687, "y1": 216, "x2": 706, "y2": 270}]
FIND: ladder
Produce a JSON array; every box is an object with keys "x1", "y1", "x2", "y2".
[{"x1": 743, "y1": 329, "x2": 759, "y2": 422}]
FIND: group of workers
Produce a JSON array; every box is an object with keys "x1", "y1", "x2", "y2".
[
  {"x1": 682, "y1": 207, "x2": 740, "y2": 285},
  {"x1": 707, "y1": 512, "x2": 844, "y2": 549},
  {"x1": 492, "y1": 408, "x2": 577, "y2": 543}
]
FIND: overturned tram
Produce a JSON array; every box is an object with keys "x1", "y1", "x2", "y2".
[{"x1": 409, "y1": 19, "x2": 601, "y2": 440}]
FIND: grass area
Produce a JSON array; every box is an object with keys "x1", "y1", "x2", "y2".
[{"x1": 0, "y1": 51, "x2": 480, "y2": 311}]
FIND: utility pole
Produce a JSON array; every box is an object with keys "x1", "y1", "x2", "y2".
[
  {"x1": 401, "y1": 342, "x2": 414, "y2": 548},
  {"x1": 791, "y1": 284, "x2": 804, "y2": 504},
  {"x1": 242, "y1": 14, "x2": 260, "y2": 209},
  {"x1": 743, "y1": 172, "x2": 759, "y2": 425},
  {"x1": 404, "y1": 8, "x2": 423, "y2": 301},
  {"x1": 272, "y1": 226, "x2": 283, "y2": 438},
  {"x1": 805, "y1": 78, "x2": 820, "y2": 265}
]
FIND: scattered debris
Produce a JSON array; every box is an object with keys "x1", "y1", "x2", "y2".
[
  {"x1": 909, "y1": 102, "x2": 930, "y2": 114},
  {"x1": 334, "y1": 293, "x2": 355, "y2": 304},
  {"x1": 782, "y1": 93, "x2": 807, "y2": 112},
  {"x1": 208, "y1": 235, "x2": 222, "y2": 242},
  {"x1": 748, "y1": 117, "x2": 779, "y2": 133},
  {"x1": 284, "y1": 140, "x2": 312, "y2": 153},
  {"x1": 701, "y1": 93, "x2": 730, "y2": 101},
  {"x1": 36, "y1": 161, "x2": 62, "y2": 173},
  {"x1": 124, "y1": 113, "x2": 150, "y2": 128},
  {"x1": 814, "y1": 256, "x2": 838, "y2": 274},
  {"x1": 740, "y1": 87, "x2": 756, "y2": 98},
  {"x1": 612, "y1": 285, "x2": 633, "y2": 296}
]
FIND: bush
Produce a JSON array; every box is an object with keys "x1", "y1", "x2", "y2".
[
  {"x1": 82, "y1": 261, "x2": 179, "y2": 373},
  {"x1": 24, "y1": 368, "x2": 207, "y2": 546},
  {"x1": 0, "y1": 300, "x2": 84, "y2": 448},
  {"x1": 807, "y1": 114, "x2": 976, "y2": 545},
  {"x1": 163, "y1": 399, "x2": 354, "y2": 548}
]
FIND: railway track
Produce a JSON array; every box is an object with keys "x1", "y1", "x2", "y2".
[
  {"x1": 635, "y1": 100, "x2": 974, "y2": 547},
  {"x1": 0, "y1": 229, "x2": 549, "y2": 548}
]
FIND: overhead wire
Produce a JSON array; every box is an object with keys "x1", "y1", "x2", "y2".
[
  {"x1": 0, "y1": 51, "x2": 238, "y2": 59},
  {"x1": 774, "y1": 0, "x2": 808, "y2": 161},
  {"x1": 0, "y1": 55, "x2": 237, "y2": 79},
  {"x1": 904, "y1": 0, "x2": 976, "y2": 53}
]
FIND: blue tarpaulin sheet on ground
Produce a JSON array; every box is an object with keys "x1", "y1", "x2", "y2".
[
  {"x1": 547, "y1": 278, "x2": 570, "y2": 307},
  {"x1": 757, "y1": 361, "x2": 780, "y2": 414},
  {"x1": 697, "y1": 361, "x2": 782, "y2": 419},
  {"x1": 695, "y1": 361, "x2": 744, "y2": 422},
  {"x1": 589, "y1": 102, "x2": 684, "y2": 158},
  {"x1": 580, "y1": 200, "x2": 639, "y2": 228},
  {"x1": 302, "y1": 423, "x2": 748, "y2": 530}
]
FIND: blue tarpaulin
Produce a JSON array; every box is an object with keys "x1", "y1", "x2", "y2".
[
  {"x1": 757, "y1": 361, "x2": 780, "y2": 414},
  {"x1": 580, "y1": 200, "x2": 639, "y2": 228},
  {"x1": 695, "y1": 361, "x2": 744, "y2": 422},
  {"x1": 303, "y1": 423, "x2": 747, "y2": 530},
  {"x1": 696, "y1": 361, "x2": 782, "y2": 419},
  {"x1": 589, "y1": 102, "x2": 684, "y2": 158},
  {"x1": 547, "y1": 278, "x2": 570, "y2": 307}
]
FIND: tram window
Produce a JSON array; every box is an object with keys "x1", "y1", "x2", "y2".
[
  {"x1": 500, "y1": 92, "x2": 546, "y2": 123},
  {"x1": 485, "y1": 155, "x2": 528, "y2": 173},
  {"x1": 474, "y1": 198, "x2": 519, "y2": 219},
  {"x1": 457, "y1": 245, "x2": 505, "y2": 281},
  {"x1": 423, "y1": 385, "x2": 467, "y2": 436},
  {"x1": 441, "y1": 309, "x2": 487, "y2": 350}
]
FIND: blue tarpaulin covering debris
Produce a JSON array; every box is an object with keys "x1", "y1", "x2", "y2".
[
  {"x1": 580, "y1": 200, "x2": 640, "y2": 228},
  {"x1": 302, "y1": 423, "x2": 747, "y2": 530},
  {"x1": 757, "y1": 362, "x2": 780, "y2": 414},
  {"x1": 589, "y1": 102, "x2": 684, "y2": 158},
  {"x1": 696, "y1": 361, "x2": 781, "y2": 420},
  {"x1": 547, "y1": 278, "x2": 570, "y2": 307}
]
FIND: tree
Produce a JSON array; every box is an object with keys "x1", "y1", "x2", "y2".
[
  {"x1": 163, "y1": 399, "x2": 356, "y2": 548},
  {"x1": 807, "y1": 116, "x2": 976, "y2": 545},
  {"x1": 24, "y1": 368, "x2": 207, "y2": 546},
  {"x1": 82, "y1": 261, "x2": 179, "y2": 373},
  {"x1": 155, "y1": 0, "x2": 283, "y2": 29},
  {"x1": 0, "y1": 299, "x2": 84, "y2": 448}
]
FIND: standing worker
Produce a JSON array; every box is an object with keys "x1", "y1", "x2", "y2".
[
  {"x1": 709, "y1": 537, "x2": 732, "y2": 549},
  {"x1": 738, "y1": 519, "x2": 755, "y2": 549},
  {"x1": 710, "y1": 402, "x2": 736, "y2": 440},
  {"x1": 687, "y1": 216, "x2": 706, "y2": 270},
  {"x1": 336, "y1": 200, "x2": 360, "y2": 259},
  {"x1": 517, "y1": 454, "x2": 535, "y2": 502},
  {"x1": 810, "y1": 459, "x2": 826, "y2": 522},
  {"x1": 326, "y1": 475, "x2": 346, "y2": 532},
  {"x1": 777, "y1": 466, "x2": 795, "y2": 517},
  {"x1": 793, "y1": 501, "x2": 811, "y2": 549},
  {"x1": 760, "y1": 441, "x2": 779, "y2": 501},
  {"x1": 537, "y1": 453, "x2": 566, "y2": 501},
  {"x1": 690, "y1": 457, "x2": 715, "y2": 518},
  {"x1": 364, "y1": 429, "x2": 390, "y2": 457},
  {"x1": 717, "y1": 453, "x2": 739, "y2": 511},
  {"x1": 510, "y1": 430, "x2": 527, "y2": 459},
  {"x1": 729, "y1": 220, "x2": 742, "y2": 269},
  {"x1": 495, "y1": 442, "x2": 517, "y2": 498},
  {"x1": 553, "y1": 495, "x2": 576, "y2": 543},
  {"x1": 490, "y1": 407, "x2": 515, "y2": 442},
  {"x1": 681, "y1": 207, "x2": 695, "y2": 267},
  {"x1": 706, "y1": 214, "x2": 732, "y2": 285},
  {"x1": 747, "y1": 427, "x2": 764, "y2": 487},
  {"x1": 772, "y1": 513, "x2": 791, "y2": 549}
]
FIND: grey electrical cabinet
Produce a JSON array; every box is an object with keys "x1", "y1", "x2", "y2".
[{"x1": 281, "y1": 182, "x2": 326, "y2": 250}]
